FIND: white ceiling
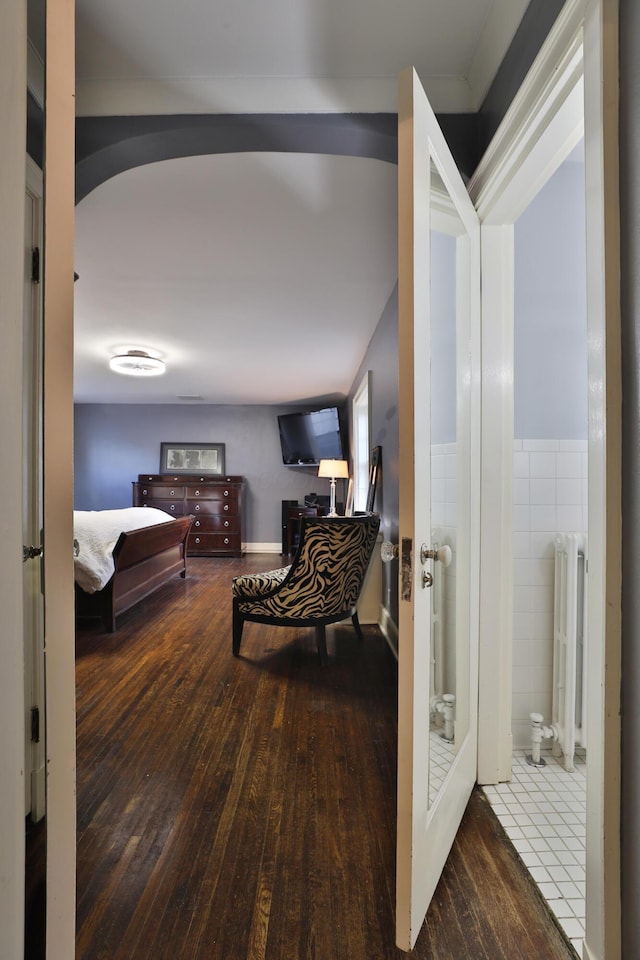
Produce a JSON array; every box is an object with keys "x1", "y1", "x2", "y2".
[{"x1": 69, "y1": 0, "x2": 531, "y2": 405}]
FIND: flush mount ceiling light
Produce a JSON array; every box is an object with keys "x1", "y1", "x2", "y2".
[{"x1": 109, "y1": 349, "x2": 166, "y2": 377}]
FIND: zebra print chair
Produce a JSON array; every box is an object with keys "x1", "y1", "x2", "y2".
[{"x1": 231, "y1": 513, "x2": 380, "y2": 664}]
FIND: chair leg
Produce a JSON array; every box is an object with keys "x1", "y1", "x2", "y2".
[
  {"x1": 315, "y1": 625, "x2": 328, "y2": 666},
  {"x1": 232, "y1": 600, "x2": 244, "y2": 656},
  {"x1": 351, "y1": 610, "x2": 364, "y2": 640}
]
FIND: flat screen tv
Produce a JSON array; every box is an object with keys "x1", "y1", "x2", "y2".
[{"x1": 278, "y1": 406, "x2": 345, "y2": 466}]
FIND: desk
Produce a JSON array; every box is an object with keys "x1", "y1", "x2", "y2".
[{"x1": 283, "y1": 504, "x2": 322, "y2": 556}]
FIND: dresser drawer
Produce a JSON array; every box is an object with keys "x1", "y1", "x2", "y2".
[
  {"x1": 186, "y1": 499, "x2": 238, "y2": 517},
  {"x1": 185, "y1": 483, "x2": 239, "y2": 502},
  {"x1": 136, "y1": 483, "x2": 185, "y2": 499},
  {"x1": 190, "y1": 515, "x2": 237, "y2": 534},
  {"x1": 137, "y1": 498, "x2": 186, "y2": 516},
  {"x1": 188, "y1": 532, "x2": 242, "y2": 554}
]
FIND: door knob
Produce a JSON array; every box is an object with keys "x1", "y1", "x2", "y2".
[
  {"x1": 23, "y1": 544, "x2": 43, "y2": 562},
  {"x1": 380, "y1": 540, "x2": 399, "y2": 562},
  {"x1": 420, "y1": 543, "x2": 452, "y2": 567}
]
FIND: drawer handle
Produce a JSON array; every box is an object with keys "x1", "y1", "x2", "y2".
[
  {"x1": 195, "y1": 490, "x2": 200, "y2": 496},
  {"x1": 195, "y1": 537, "x2": 201, "y2": 544},
  {"x1": 224, "y1": 520, "x2": 229, "y2": 527},
  {"x1": 224, "y1": 537, "x2": 229, "y2": 545},
  {"x1": 223, "y1": 504, "x2": 229, "y2": 512},
  {"x1": 170, "y1": 490, "x2": 175, "y2": 497},
  {"x1": 195, "y1": 504, "x2": 200, "y2": 511},
  {"x1": 195, "y1": 520, "x2": 200, "y2": 527},
  {"x1": 170, "y1": 504, "x2": 176, "y2": 511},
  {"x1": 142, "y1": 489, "x2": 148, "y2": 495},
  {"x1": 224, "y1": 490, "x2": 229, "y2": 497}
]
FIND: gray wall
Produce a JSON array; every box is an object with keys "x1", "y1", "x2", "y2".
[
  {"x1": 619, "y1": 0, "x2": 639, "y2": 951},
  {"x1": 74, "y1": 403, "x2": 338, "y2": 544},
  {"x1": 349, "y1": 284, "x2": 399, "y2": 624},
  {"x1": 514, "y1": 155, "x2": 587, "y2": 439},
  {"x1": 477, "y1": 0, "x2": 567, "y2": 158}
]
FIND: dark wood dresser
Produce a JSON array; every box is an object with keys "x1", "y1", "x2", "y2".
[{"x1": 132, "y1": 474, "x2": 244, "y2": 557}]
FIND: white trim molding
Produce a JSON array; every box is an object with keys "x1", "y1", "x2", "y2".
[
  {"x1": 242, "y1": 542, "x2": 282, "y2": 555},
  {"x1": 378, "y1": 604, "x2": 398, "y2": 660},
  {"x1": 469, "y1": 0, "x2": 587, "y2": 221}
]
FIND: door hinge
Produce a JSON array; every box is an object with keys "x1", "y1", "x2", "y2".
[
  {"x1": 31, "y1": 246, "x2": 40, "y2": 284},
  {"x1": 31, "y1": 706, "x2": 40, "y2": 743}
]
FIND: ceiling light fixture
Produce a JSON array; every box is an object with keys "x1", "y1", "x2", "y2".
[{"x1": 109, "y1": 350, "x2": 166, "y2": 377}]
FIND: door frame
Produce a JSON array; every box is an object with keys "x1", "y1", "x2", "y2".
[
  {"x1": 24, "y1": 154, "x2": 46, "y2": 823},
  {"x1": 0, "y1": 1, "x2": 28, "y2": 955},
  {"x1": 469, "y1": 1, "x2": 620, "y2": 958},
  {"x1": 42, "y1": 0, "x2": 78, "y2": 958}
]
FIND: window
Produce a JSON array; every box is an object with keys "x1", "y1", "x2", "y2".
[{"x1": 352, "y1": 372, "x2": 371, "y2": 512}]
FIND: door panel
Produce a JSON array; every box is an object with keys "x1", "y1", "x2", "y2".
[{"x1": 396, "y1": 66, "x2": 481, "y2": 950}]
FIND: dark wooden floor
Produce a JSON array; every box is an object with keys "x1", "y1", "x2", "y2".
[{"x1": 75, "y1": 555, "x2": 575, "y2": 960}]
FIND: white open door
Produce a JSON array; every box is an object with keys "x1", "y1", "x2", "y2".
[{"x1": 396, "y1": 66, "x2": 481, "y2": 950}]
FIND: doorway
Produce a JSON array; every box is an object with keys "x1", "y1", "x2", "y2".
[
  {"x1": 470, "y1": 3, "x2": 621, "y2": 956},
  {"x1": 483, "y1": 140, "x2": 588, "y2": 954}
]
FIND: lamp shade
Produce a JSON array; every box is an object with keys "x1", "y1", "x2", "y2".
[{"x1": 317, "y1": 459, "x2": 349, "y2": 479}]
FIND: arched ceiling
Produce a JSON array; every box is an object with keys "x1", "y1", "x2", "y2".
[
  {"x1": 74, "y1": 152, "x2": 398, "y2": 404},
  {"x1": 67, "y1": 0, "x2": 534, "y2": 405}
]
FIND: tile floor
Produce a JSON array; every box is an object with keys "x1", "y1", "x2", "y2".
[
  {"x1": 482, "y1": 747, "x2": 586, "y2": 957},
  {"x1": 429, "y1": 728, "x2": 457, "y2": 805}
]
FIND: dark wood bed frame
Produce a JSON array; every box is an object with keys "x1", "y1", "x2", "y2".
[{"x1": 75, "y1": 515, "x2": 194, "y2": 632}]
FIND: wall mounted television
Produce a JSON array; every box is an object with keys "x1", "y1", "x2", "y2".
[{"x1": 277, "y1": 406, "x2": 346, "y2": 466}]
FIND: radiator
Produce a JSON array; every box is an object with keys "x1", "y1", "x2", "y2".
[{"x1": 552, "y1": 533, "x2": 587, "y2": 772}]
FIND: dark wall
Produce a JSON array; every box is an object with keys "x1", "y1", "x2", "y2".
[
  {"x1": 477, "y1": 0, "x2": 567, "y2": 159},
  {"x1": 27, "y1": 91, "x2": 43, "y2": 168},
  {"x1": 619, "y1": 0, "x2": 639, "y2": 950},
  {"x1": 75, "y1": 114, "x2": 399, "y2": 203},
  {"x1": 75, "y1": 112, "x2": 482, "y2": 201}
]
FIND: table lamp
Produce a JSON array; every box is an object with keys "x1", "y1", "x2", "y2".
[{"x1": 317, "y1": 459, "x2": 349, "y2": 517}]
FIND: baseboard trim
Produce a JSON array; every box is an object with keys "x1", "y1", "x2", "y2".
[
  {"x1": 379, "y1": 605, "x2": 398, "y2": 660},
  {"x1": 243, "y1": 542, "x2": 282, "y2": 555}
]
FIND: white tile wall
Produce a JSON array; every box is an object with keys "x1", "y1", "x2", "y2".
[
  {"x1": 511, "y1": 440, "x2": 587, "y2": 748},
  {"x1": 431, "y1": 439, "x2": 587, "y2": 750}
]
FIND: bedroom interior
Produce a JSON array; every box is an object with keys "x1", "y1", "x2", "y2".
[{"x1": 15, "y1": 0, "x2": 623, "y2": 958}]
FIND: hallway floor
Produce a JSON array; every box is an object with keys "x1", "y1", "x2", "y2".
[{"x1": 483, "y1": 747, "x2": 587, "y2": 956}]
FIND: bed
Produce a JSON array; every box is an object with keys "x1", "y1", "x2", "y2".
[{"x1": 74, "y1": 507, "x2": 193, "y2": 632}]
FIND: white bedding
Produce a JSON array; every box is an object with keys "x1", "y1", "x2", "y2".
[{"x1": 73, "y1": 507, "x2": 175, "y2": 593}]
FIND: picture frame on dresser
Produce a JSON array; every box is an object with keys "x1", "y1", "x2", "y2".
[{"x1": 159, "y1": 442, "x2": 225, "y2": 476}]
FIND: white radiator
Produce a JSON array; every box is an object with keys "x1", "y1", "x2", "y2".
[{"x1": 552, "y1": 533, "x2": 587, "y2": 772}]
